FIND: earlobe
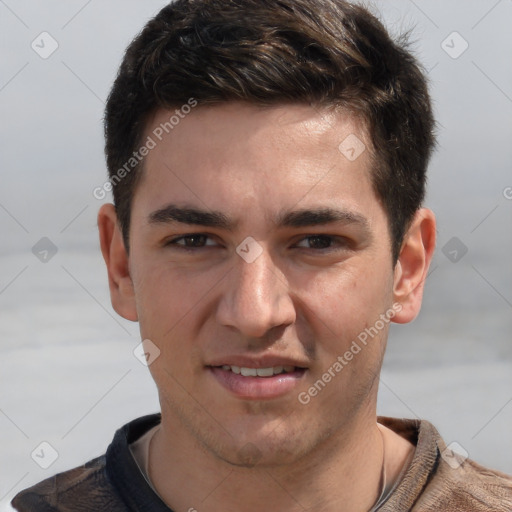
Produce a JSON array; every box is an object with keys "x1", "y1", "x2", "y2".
[
  {"x1": 392, "y1": 208, "x2": 436, "y2": 324},
  {"x1": 98, "y1": 204, "x2": 138, "y2": 322}
]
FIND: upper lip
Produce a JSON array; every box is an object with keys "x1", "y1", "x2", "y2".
[{"x1": 207, "y1": 355, "x2": 309, "y2": 369}]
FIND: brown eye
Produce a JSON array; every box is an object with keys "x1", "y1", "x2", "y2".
[
  {"x1": 308, "y1": 236, "x2": 332, "y2": 249},
  {"x1": 166, "y1": 234, "x2": 217, "y2": 248},
  {"x1": 296, "y1": 235, "x2": 334, "y2": 249},
  {"x1": 181, "y1": 235, "x2": 208, "y2": 247}
]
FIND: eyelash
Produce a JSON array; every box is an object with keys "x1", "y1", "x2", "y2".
[
  {"x1": 164, "y1": 234, "x2": 348, "y2": 252},
  {"x1": 165, "y1": 234, "x2": 217, "y2": 249}
]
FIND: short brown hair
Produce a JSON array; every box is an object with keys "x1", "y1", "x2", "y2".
[{"x1": 104, "y1": 0, "x2": 435, "y2": 262}]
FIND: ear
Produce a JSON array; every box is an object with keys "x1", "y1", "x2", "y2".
[
  {"x1": 392, "y1": 208, "x2": 436, "y2": 324},
  {"x1": 97, "y1": 204, "x2": 138, "y2": 322}
]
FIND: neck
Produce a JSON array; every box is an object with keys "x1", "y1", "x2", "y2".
[{"x1": 149, "y1": 412, "x2": 391, "y2": 512}]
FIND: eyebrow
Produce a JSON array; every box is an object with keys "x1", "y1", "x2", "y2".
[
  {"x1": 276, "y1": 208, "x2": 369, "y2": 230},
  {"x1": 148, "y1": 204, "x2": 370, "y2": 232},
  {"x1": 149, "y1": 205, "x2": 233, "y2": 229}
]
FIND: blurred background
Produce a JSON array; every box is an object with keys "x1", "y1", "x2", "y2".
[{"x1": 1, "y1": 0, "x2": 511, "y2": 507}]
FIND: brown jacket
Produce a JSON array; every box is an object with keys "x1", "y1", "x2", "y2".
[
  {"x1": 378, "y1": 417, "x2": 512, "y2": 511},
  {"x1": 11, "y1": 414, "x2": 512, "y2": 511}
]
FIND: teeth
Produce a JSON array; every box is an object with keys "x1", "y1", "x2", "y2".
[
  {"x1": 220, "y1": 365, "x2": 296, "y2": 376},
  {"x1": 256, "y1": 367, "x2": 274, "y2": 377}
]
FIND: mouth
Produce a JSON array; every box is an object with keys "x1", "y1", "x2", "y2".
[
  {"x1": 207, "y1": 363, "x2": 307, "y2": 400},
  {"x1": 217, "y1": 364, "x2": 299, "y2": 377}
]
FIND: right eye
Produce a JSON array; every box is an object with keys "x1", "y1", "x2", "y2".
[{"x1": 165, "y1": 234, "x2": 219, "y2": 249}]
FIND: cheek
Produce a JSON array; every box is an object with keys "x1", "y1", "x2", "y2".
[
  {"x1": 131, "y1": 261, "x2": 222, "y2": 367},
  {"x1": 298, "y1": 262, "x2": 393, "y2": 349},
  {"x1": 132, "y1": 257, "x2": 199, "y2": 315},
  {"x1": 134, "y1": 268, "x2": 204, "y2": 385}
]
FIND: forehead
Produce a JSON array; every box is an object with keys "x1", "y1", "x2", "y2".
[
  {"x1": 144, "y1": 102, "x2": 368, "y2": 164},
  {"x1": 134, "y1": 102, "x2": 380, "y2": 226}
]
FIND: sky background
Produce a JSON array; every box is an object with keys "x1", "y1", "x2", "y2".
[{"x1": 1, "y1": 0, "x2": 511, "y2": 508}]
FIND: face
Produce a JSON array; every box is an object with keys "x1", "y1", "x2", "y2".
[{"x1": 109, "y1": 103, "x2": 416, "y2": 467}]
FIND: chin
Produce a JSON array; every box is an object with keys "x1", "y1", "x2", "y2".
[
  {"x1": 200, "y1": 416, "x2": 322, "y2": 469},
  {"x1": 161, "y1": 386, "x2": 338, "y2": 468}
]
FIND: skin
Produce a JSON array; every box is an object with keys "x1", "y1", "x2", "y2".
[{"x1": 98, "y1": 103, "x2": 436, "y2": 511}]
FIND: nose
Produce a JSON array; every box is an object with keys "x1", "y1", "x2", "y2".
[{"x1": 216, "y1": 247, "x2": 296, "y2": 338}]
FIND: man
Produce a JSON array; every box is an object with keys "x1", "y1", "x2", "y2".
[{"x1": 12, "y1": 0, "x2": 512, "y2": 510}]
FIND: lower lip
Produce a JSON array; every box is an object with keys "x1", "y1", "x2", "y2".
[{"x1": 208, "y1": 367, "x2": 306, "y2": 400}]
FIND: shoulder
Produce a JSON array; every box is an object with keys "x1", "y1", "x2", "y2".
[
  {"x1": 10, "y1": 414, "x2": 162, "y2": 512},
  {"x1": 10, "y1": 455, "x2": 128, "y2": 512},
  {"x1": 419, "y1": 450, "x2": 512, "y2": 511},
  {"x1": 379, "y1": 417, "x2": 512, "y2": 512}
]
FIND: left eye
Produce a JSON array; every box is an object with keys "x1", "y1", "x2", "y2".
[{"x1": 295, "y1": 235, "x2": 343, "y2": 250}]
